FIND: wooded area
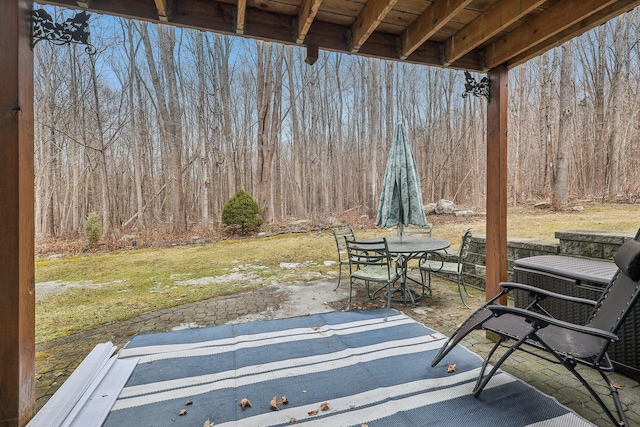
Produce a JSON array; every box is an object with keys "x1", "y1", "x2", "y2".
[{"x1": 34, "y1": 7, "x2": 640, "y2": 238}]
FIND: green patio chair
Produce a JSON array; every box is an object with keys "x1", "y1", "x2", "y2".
[
  {"x1": 332, "y1": 228, "x2": 355, "y2": 291},
  {"x1": 345, "y1": 237, "x2": 400, "y2": 320},
  {"x1": 419, "y1": 228, "x2": 473, "y2": 307}
]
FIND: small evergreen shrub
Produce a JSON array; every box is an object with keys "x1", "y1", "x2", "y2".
[
  {"x1": 84, "y1": 211, "x2": 103, "y2": 247},
  {"x1": 222, "y1": 190, "x2": 263, "y2": 232}
]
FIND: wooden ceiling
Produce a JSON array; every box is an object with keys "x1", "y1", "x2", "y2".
[{"x1": 36, "y1": 0, "x2": 640, "y2": 70}]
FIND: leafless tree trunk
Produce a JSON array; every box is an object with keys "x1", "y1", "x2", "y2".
[{"x1": 552, "y1": 42, "x2": 573, "y2": 209}]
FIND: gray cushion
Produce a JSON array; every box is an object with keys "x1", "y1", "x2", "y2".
[{"x1": 614, "y1": 239, "x2": 640, "y2": 281}]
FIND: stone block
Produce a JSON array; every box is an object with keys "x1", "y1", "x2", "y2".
[
  {"x1": 580, "y1": 242, "x2": 603, "y2": 258},
  {"x1": 560, "y1": 240, "x2": 581, "y2": 255},
  {"x1": 603, "y1": 244, "x2": 621, "y2": 260},
  {"x1": 556, "y1": 229, "x2": 634, "y2": 245}
]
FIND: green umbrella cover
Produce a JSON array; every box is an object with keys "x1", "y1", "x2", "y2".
[{"x1": 375, "y1": 123, "x2": 427, "y2": 237}]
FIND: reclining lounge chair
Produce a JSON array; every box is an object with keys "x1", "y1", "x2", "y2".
[{"x1": 432, "y1": 234, "x2": 640, "y2": 427}]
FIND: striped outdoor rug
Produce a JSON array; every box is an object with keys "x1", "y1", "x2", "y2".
[{"x1": 104, "y1": 309, "x2": 594, "y2": 426}]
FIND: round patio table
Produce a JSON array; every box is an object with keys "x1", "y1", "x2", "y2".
[{"x1": 364, "y1": 236, "x2": 450, "y2": 305}]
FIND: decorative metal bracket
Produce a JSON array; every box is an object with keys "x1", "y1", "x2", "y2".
[
  {"x1": 32, "y1": 8, "x2": 96, "y2": 55},
  {"x1": 462, "y1": 71, "x2": 489, "y2": 99}
]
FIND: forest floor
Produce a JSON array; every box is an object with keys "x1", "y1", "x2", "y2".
[{"x1": 36, "y1": 201, "x2": 640, "y2": 257}]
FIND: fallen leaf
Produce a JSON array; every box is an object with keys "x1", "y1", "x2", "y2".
[
  {"x1": 349, "y1": 404, "x2": 356, "y2": 409},
  {"x1": 240, "y1": 397, "x2": 252, "y2": 410},
  {"x1": 361, "y1": 424, "x2": 369, "y2": 427},
  {"x1": 613, "y1": 384, "x2": 623, "y2": 390},
  {"x1": 289, "y1": 417, "x2": 297, "y2": 423},
  {"x1": 203, "y1": 420, "x2": 214, "y2": 427},
  {"x1": 308, "y1": 410, "x2": 318, "y2": 416},
  {"x1": 320, "y1": 402, "x2": 329, "y2": 411},
  {"x1": 447, "y1": 363, "x2": 457, "y2": 373},
  {"x1": 278, "y1": 396, "x2": 289, "y2": 405},
  {"x1": 270, "y1": 395, "x2": 280, "y2": 411},
  {"x1": 179, "y1": 409, "x2": 187, "y2": 416},
  {"x1": 185, "y1": 400, "x2": 193, "y2": 406}
]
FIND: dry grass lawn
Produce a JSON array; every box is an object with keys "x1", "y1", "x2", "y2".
[{"x1": 35, "y1": 203, "x2": 640, "y2": 344}]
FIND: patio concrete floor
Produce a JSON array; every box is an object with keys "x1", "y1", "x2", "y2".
[{"x1": 35, "y1": 270, "x2": 640, "y2": 426}]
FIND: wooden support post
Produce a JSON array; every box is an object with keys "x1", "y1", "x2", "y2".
[
  {"x1": 486, "y1": 64, "x2": 508, "y2": 305},
  {"x1": 305, "y1": 44, "x2": 318, "y2": 65},
  {"x1": 0, "y1": 0, "x2": 36, "y2": 425}
]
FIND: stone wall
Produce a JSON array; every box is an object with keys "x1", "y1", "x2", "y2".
[{"x1": 461, "y1": 229, "x2": 636, "y2": 291}]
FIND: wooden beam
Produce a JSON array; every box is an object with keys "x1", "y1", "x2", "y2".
[
  {"x1": 484, "y1": 0, "x2": 618, "y2": 69},
  {"x1": 485, "y1": 65, "x2": 508, "y2": 306},
  {"x1": 154, "y1": 0, "x2": 171, "y2": 21},
  {"x1": 400, "y1": 0, "x2": 472, "y2": 60},
  {"x1": 36, "y1": 0, "x2": 488, "y2": 70},
  {"x1": 444, "y1": 0, "x2": 546, "y2": 65},
  {"x1": 305, "y1": 44, "x2": 319, "y2": 64},
  {"x1": 297, "y1": 0, "x2": 322, "y2": 43},
  {"x1": 351, "y1": 0, "x2": 399, "y2": 52},
  {"x1": 507, "y1": 0, "x2": 640, "y2": 67},
  {"x1": 0, "y1": 0, "x2": 35, "y2": 425},
  {"x1": 236, "y1": 0, "x2": 247, "y2": 34}
]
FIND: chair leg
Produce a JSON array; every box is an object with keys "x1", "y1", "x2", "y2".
[
  {"x1": 384, "y1": 281, "x2": 392, "y2": 321},
  {"x1": 457, "y1": 274, "x2": 471, "y2": 309},
  {"x1": 551, "y1": 355, "x2": 629, "y2": 426},
  {"x1": 460, "y1": 273, "x2": 474, "y2": 298},
  {"x1": 473, "y1": 334, "x2": 528, "y2": 397},
  {"x1": 334, "y1": 263, "x2": 343, "y2": 291},
  {"x1": 347, "y1": 277, "x2": 354, "y2": 311}
]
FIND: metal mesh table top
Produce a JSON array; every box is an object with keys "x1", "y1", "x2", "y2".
[{"x1": 514, "y1": 255, "x2": 618, "y2": 285}]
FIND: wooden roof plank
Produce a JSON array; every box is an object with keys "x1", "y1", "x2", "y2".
[
  {"x1": 297, "y1": 0, "x2": 323, "y2": 42},
  {"x1": 236, "y1": 0, "x2": 247, "y2": 33},
  {"x1": 400, "y1": 0, "x2": 473, "y2": 59},
  {"x1": 507, "y1": 0, "x2": 640, "y2": 67},
  {"x1": 351, "y1": 0, "x2": 399, "y2": 52},
  {"x1": 484, "y1": 0, "x2": 618, "y2": 69},
  {"x1": 154, "y1": 0, "x2": 171, "y2": 21},
  {"x1": 444, "y1": 0, "x2": 546, "y2": 65}
]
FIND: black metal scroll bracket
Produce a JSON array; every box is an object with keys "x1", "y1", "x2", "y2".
[
  {"x1": 32, "y1": 8, "x2": 96, "y2": 55},
  {"x1": 462, "y1": 71, "x2": 489, "y2": 99}
]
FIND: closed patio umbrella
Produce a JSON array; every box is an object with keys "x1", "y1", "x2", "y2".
[{"x1": 376, "y1": 123, "x2": 427, "y2": 239}]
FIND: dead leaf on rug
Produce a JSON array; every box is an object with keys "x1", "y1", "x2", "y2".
[
  {"x1": 349, "y1": 404, "x2": 356, "y2": 409},
  {"x1": 203, "y1": 419, "x2": 214, "y2": 427},
  {"x1": 308, "y1": 409, "x2": 319, "y2": 416},
  {"x1": 240, "y1": 397, "x2": 252, "y2": 410},
  {"x1": 185, "y1": 400, "x2": 193, "y2": 406},
  {"x1": 361, "y1": 424, "x2": 369, "y2": 427},
  {"x1": 270, "y1": 395, "x2": 280, "y2": 411},
  {"x1": 320, "y1": 402, "x2": 329, "y2": 411},
  {"x1": 447, "y1": 363, "x2": 456, "y2": 373},
  {"x1": 269, "y1": 394, "x2": 289, "y2": 410},
  {"x1": 179, "y1": 409, "x2": 187, "y2": 416},
  {"x1": 289, "y1": 417, "x2": 297, "y2": 423}
]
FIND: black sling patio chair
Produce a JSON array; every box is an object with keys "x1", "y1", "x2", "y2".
[{"x1": 431, "y1": 234, "x2": 640, "y2": 427}]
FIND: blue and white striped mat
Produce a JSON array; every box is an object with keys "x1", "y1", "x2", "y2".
[{"x1": 104, "y1": 309, "x2": 594, "y2": 426}]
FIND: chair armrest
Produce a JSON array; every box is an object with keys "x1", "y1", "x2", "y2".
[
  {"x1": 488, "y1": 305, "x2": 618, "y2": 342},
  {"x1": 418, "y1": 251, "x2": 446, "y2": 271},
  {"x1": 499, "y1": 282, "x2": 598, "y2": 307}
]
